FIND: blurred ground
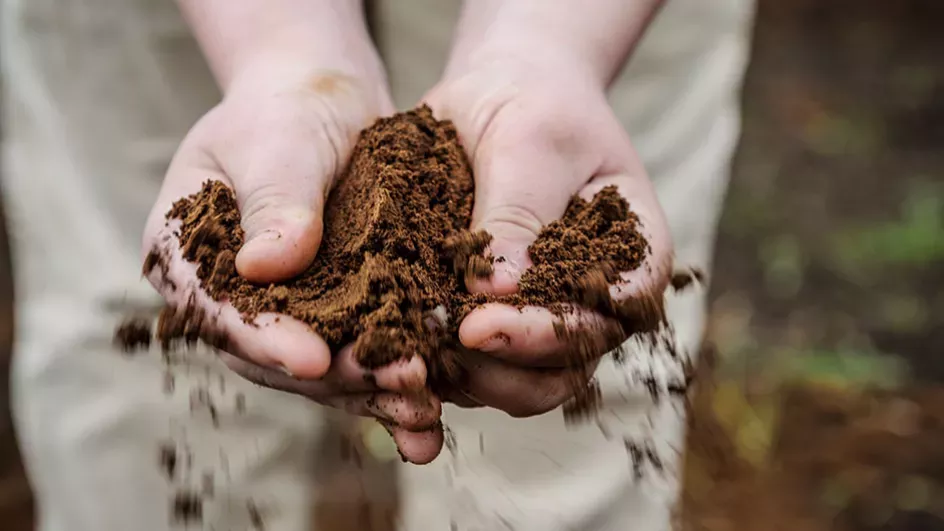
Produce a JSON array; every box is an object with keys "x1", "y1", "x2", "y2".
[
  {"x1": 681, "y1": 0, "x2": 944, "y2": 530},
  {"x1": 1, "y1": 0, "x2": 942, "y2": 529}
]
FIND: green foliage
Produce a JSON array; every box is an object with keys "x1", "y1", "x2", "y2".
[{"x1": 831, "y1": 181, "x2": 944, "y2": 281}]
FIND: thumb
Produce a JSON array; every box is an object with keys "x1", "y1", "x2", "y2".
[
  {"x1": 232, "y1": 138, "x2": 332, "y2": 284},
  {"x1": 467, "y1": 143, "x2": 586, "y2": 295}
]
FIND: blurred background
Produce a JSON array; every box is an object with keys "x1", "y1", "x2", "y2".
[
  {"x1": 683, "y1": 0, "x2": 944, "y2": 529},
  {"x1": 1, "y1": 0, "x2": 942, "y2": 529}
]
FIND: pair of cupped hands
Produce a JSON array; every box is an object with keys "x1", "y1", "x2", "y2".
[{"x1": 143, "y1": 54, "x2": 673, "y2": 464}]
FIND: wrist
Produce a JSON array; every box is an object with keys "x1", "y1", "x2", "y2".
[
  {"x1": 444, "y1": 0, "x2": 662, "y2": 88},
  {"x1": 445, "y1": 35, "x2": 604, "y2": 92},
  {"x1": 225, "y1": 52, "x2": 392, "y2": 112},
  {"x1": 222, "y1": 25, "x2": 389, "y2": 99},
  {"x1": 179, "y1": 0, "x2": 387, "y2": 95}
]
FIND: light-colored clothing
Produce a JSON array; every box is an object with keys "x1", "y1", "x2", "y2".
[{"x1": 0, "y1": 0, "x2": 754, "y2": 529}]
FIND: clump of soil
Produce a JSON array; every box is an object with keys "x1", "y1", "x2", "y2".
[
  {"x1": 172, "y1": 491, "x2": 203, "y2": 525},
  {"x1": 144, "y1": 105, "x2": 661, "y2": 398},
  {"x1": 114, "y1": 318, "x2": 151, "y2": 353}
]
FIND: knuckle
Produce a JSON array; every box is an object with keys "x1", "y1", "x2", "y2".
[
  {"x1": 480, "y1": 203, "x2": 545, "y2": 240},
  {"x1": 400, "y1": 400, "x2": 441, "y2": 429},
  {"x1": 365, "y1": 394, "x2": 396, "y2": 422},
  {"x1": 238, "y1": 181, "x2": 297, "y2": 223}
]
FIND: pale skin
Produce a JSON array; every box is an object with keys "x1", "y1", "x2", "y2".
[{"x1": 147, "y1": 0, "x2": 671, "y2": 464}]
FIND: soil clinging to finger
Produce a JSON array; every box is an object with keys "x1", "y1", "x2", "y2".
[{"x1": 141, "y1": 105, "x2": 662, "y2": 400}]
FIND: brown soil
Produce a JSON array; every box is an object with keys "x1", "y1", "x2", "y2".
[
  {"x1": 146, "y1": 105, "x2": 659, "y2": 398},
  {"x1": 114, "y1": 318, "x2": 151, "y2": 353},
  {"x1": 680, "y1": 348, "x2": 944, "y2": 531}
]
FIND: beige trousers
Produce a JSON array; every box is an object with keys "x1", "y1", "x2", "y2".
[{"x1": 1, "y1": 0, "x2": 754, "y2": 529}]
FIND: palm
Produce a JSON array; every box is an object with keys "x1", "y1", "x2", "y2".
[
  {"x1": 143, "y1": 77, "x2": 443, "y2": 464},
  {"x1": 424, "y1": 62, "x2": 673, "y2": 416}
]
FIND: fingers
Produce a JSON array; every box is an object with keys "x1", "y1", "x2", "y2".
[
  {"x1": 325, "y1": 393, "x2": 442, "y2": 432},
  {"x1": 221, "y1": 352, "x2": 441, "y2": 430},
  {"x1": 426, "y1": 100, "x2": 599, "y2": 295},
  {"x1": 226, "y1": 116, "x2": 336, "y2": 284},
  {"x1": 333, "y1": 345, "x2": 428, "y2": 393},
  {"x1": 459, "y1": 304, "x2": 625, "y2": 368},
  {"x1": 383, "y1": 423, "x2": 444, "y2": 465},
  {"x1": 219, "y1": 346, "x2": 426, "y2": 395},
  {"x1": 146, "y1": 220, "x2": 332, "y2": 379},
  {"x1": 450, "y1": 350, "x2": 596, "y2": 417},
  {"x1": 150, "y1": 99, "x2": 351, "y2": 285},
  {"x1": 457, "y1": 173, "x2": 673, "y2": 370},
  {"x1": 142, "y1": 130, "x2": 336, "y2": 377},
  {"x1": 464, "y1": 140, "x2": 582, "y2": 294},
  {"x1": 221, "y1": 351, "x2": 444, "y2": 464},
  {"x1": 327, "y1": 346, "x2": 426, "y2": 393}
]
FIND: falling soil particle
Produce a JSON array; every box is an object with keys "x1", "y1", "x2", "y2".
[
  {"x1": 670, "y1": 268, "x2": 705, "y2": 292},
  {"x1": 114, "y1": 318, "x2": 151, "y2": 353},
  {"x1": 159, "y1": 442, "x2": 177, "y2": 480},
  {"x1": 234, "y1": 392, "x2": 246, "y2": 415},
  {"x1": 171, "y1": 491, "x2": 203, "y2": 525},
  {"x1": 625, "y1": 438, "x2": 664, "y2": 481},
  {"x1": 190, "y1": 387, "x2": 220, "y2": 428},
  {"x1": 248, "y1": 500, "x2": 265, "y2": 530},
  {"x1": 137, "y1": 105, "x2": 663, "y2": 405},
  {"x1": 154, "y1": 295, "x2": 229, "y2": 355}
]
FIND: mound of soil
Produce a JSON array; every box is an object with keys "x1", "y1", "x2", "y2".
[{"x1": 144, "y1": 105, "x2": 661, "y2": 398}]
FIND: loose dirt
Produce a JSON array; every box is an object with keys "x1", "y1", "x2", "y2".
[{"x1": 138, "y1": 105, "x2": 662, "y2": 403}]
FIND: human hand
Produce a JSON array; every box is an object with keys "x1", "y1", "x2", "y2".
[
  {"x1": 424, "y1": 55, "x2": 673, "y2": 418},
  {"x1": 143, "y1": 63, "x2": 442, "y2": 464}
]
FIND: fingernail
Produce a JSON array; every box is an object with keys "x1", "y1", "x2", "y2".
[
  {"x1": 275, "y1": 362, "x2": 294, "y2": 377},
  {"x1": 476, "y1": 333, "x2": 510, "y2": 353}
]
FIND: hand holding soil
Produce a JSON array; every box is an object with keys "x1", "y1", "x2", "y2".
[
  {"x1": 138, "y1": 60, "x2": 673, "y2": 466},
  {"x1": 141, "y1": 68, "x2": 444, "y2": 464},
  {"x1": 422, "y1": 58, "x2": 674, "y2": 416}
]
